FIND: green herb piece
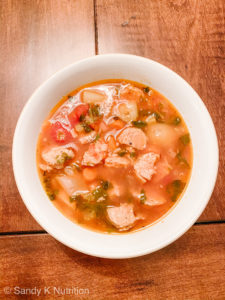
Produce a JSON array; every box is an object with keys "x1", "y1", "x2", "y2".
[
  {"x1": 72, "y1": 162, "x2": 81, "y2": 172},
  {"x1": 83, "y1": 192, "x2": 95, "y2": 202},
  {"x1": 143, "y1": 87, "x2": 150, "y2": 93},
  {"x1": 167, "y1": 180, "x2": 185, "y2": 202},
  {"x1": 100, "y1": 180, "x2": 112, "y2": 190},
  {"x1": 153, "y1": 112, "x2": 164, "y2": 123},
  {"x1": 92, "y1": 186, "x2": 107, "y2": 201},
  {"x1": 43, "y1": 176, "x2": 51, "y2": 189},
  {"x1": 47, "y1": 192, "x2": 55, "y2": 200},
  {"x1": 180, "y1": 134, "x2": 190, "y2": 145},
  {"x1": 130, "y1": 152, "x2": 136, "y2": 158},
  {"x1": 132, "y1": 120, "x2": 147, "y2": 128},
  {"x1": 94, "y1": 133, "x2": 100, "y2": 142},
  {"x1": 173, "y1": 117, "x2": 181, "y2": 125},
  {"x1": 56, "y1": 152, "x2": 72, "y2": 165},
  {"x1": 79, "y1": 114, "x2": 85, "y2": 122},
  {"x1": 82, "y1": 122, "x2": 93, "y2": 133},
  {"x1": 140, "y1": 189, "x2": 146, "y2": 204},
  {"x1": 95, "y1": 202, "x2": 107, "y2": 218},
  {"x1": 69, "y1": 193, "x2": 83, "y2": 203},
  {"x1": 74, "y1": 193, "x2": 107, "y2": 218},
  {"x1": 89, "y1": 104, "x2": 101, "y2": 118},
  {"x1": 118, "y1": 150, "x2": 127, "y2": 157},
  {"x1": 43, "y1": 175, "x2": 57, "y2": 201},
  {"x1": 176, "y1": 152, "x2": 190, "y2": 167}
]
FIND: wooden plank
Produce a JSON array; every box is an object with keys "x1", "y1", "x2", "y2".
[
  {"x1": 0, "y1": 0, "x2": 95, "y2": 232},
  {"x1": 96, "y1": 0, "x2": 225, "y2": 221},
  {"x1": 0, "y1": 224, "x2": 224, "y2": 299}
]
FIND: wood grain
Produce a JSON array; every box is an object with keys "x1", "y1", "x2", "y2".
[
  {"x1": 0, "y1": 0, "x2": 95, "y2": 232},
  {"x1": 96, "y1": 0, "x2": 225, "y2": 221},
  {"x1": 0, "y1": 224, "x2": 224, "y2": 299}
]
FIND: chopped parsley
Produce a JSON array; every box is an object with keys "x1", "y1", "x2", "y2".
[
  {"x1": 89, "y1": 104, "x2": 101, "y2": 118},
  {"x1": 92, "y1": 186, "x2": 108, "y2": 200},
  {"x1": 118, "y1": 149, "x2": 127, "y2": 157},
  {"x1": 56, "y1": 152, "x2": 71, "y2": 165},
  {"x1": 180, "y1": 134, "x2": 190, "y2": 145},
  {"x1": 82, "y1": 122, "x2": 93, "y2": 133},
  {"x1": 100, "y1": 180, "x2": 112, "y2": 190},
  {"x1": 69, "y1": 193, "x2": 83, "y2": 203},
  {"x1": 70, "y1": 190, "x2": 108, "y2": 218},
  {"x1": 72, "y1": 162, "x2": 81, "y2": 172},
  {"x1": 79, "y1": 114, "x2": 85, "y2": 122},
  {"x1": 167, "y1": 180, "x2": 185, "y2": 202},
  {"x1": 176, "y1": 152, "x2": 190, "y2": 168},
  {"x1": 43, "y1": 175, "x2": 58, "y2": 201},
  {"x1": 132, "y1": 120, "x2": 147, "y2": 128},
  {"x1": 153, "y1": 112, "x2": 164, "y2": 123},
  {"x1": 140, "y1": 189, "x2": 147, "y2": 204},
  {"x1": 94, "y1": 133, "x2": 100, "y2": 142},
  {"x1": 130, "y1": 151, "x2": 136, "y2": 158},
  {"x1": 143, "y1": 86, "x2": 150, "y2": 93},
  {"x1": 173, "y1": 117, "x2": 181, "y2": 125}
]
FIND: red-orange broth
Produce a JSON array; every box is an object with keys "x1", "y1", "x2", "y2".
[{"x1": 37, "y1": 80, "x2": 192, "y2": 233}]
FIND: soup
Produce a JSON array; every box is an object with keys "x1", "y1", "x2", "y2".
[{"x1": 37, "y1": 80, "x2": 192, "y2": 233}]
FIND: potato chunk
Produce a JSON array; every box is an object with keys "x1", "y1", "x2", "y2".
[
  {"x1": 147, "y1": 123, "x2": 178, "y2": 148},
  {"x1": 113, "y1": 101, "x2": 138, "y2": 123},
  {"x1": 82, "y1": 90, "x2": 106, "y2": 104}
]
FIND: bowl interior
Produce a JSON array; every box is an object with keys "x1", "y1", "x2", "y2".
[{"x1": 13, "y1": 54, "x2": 218, "y2": 258}]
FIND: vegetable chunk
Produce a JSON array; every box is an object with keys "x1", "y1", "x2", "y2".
[
  {"x1": 42, "y1": 147, "x2": 74, "y2": 169},
  {"x1": 82, "y1": 90, "x2": 106, "y2": 104},
  {"x1": 113, "y1": 101, "x2": 138, "y2": 123},
  {"x1": 147, "y1": 123, "x2": 177, "y2": 148},
  {"x1": 117, "y1": 127, "x2": 147, "y2": 150},
  {"x1": 107, "y1": 203, "x2": 138, "y2": 231},
  {"x1": 82, "y1": 139, "x2": 108, "y2": 166},
  {"x1": 134, "y1": 152, "x2": 160, "y2": 182}
]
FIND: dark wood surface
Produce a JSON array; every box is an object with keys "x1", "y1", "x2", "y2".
[
  {"x1": 0, "y1": 0, "x2": 225, "y2": 299},
  {"x1": 1, "y1": 224, "x2": 225, "y2": 299}
]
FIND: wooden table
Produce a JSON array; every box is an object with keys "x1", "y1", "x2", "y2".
[{"x1": 1, "y1": 1, "x2": 225, "y2": 299}]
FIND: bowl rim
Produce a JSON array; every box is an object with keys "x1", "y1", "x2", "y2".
[{"x1": 12, "y1": 53, "x2": 219, "y2": 258}]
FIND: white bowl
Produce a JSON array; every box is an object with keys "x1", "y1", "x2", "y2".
[{"x1": 12, "y1": 54, "x2": 219, "y2": 258}]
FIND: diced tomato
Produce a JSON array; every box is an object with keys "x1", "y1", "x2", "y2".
[
  {"x1": 50, "y1": 121, "x2": 72, "y2": 144},
  {"x1": 68, "y1": 104, "x2": 89, "y2": 126}
]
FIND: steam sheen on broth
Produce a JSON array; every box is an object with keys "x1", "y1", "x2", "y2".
[{"x1": 37, "y1": 80, "x2": 192, "y2": 233}]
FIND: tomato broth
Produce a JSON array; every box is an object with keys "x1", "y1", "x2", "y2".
[{"x1": 37, "y1": 80, "x2": 192, "y2": 233}]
